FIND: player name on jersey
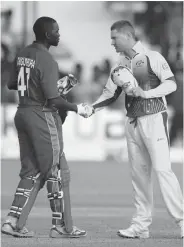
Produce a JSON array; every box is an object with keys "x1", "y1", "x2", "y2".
[{"x1": 17, "y1": 57, "x2": 35, "y2": 69}]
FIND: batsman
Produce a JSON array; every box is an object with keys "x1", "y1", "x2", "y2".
[{"x1": 1, "y1": 16, "x2": 89, "y2": 238}]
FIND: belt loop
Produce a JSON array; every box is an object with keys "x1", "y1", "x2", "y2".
[{"x1": 130, "y1": 117, "x2": 138, "y2": 128}]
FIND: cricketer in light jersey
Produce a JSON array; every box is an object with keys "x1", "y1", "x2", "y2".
[{"x1": 90, "y1": 20, "x2": 183, "y2": 238}]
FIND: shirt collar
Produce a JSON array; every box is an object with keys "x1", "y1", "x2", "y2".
[
  {"x1": 132, "y1": 41, "x2": 147, "y2": 54},
  {"x1": 32, "y1": 41, "x2": 48, "y2": 52},
  {"x1": 119, "y1": 41, "x2": 147, "y2": 60}
]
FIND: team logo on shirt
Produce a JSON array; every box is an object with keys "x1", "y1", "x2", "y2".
[
  {"x1": 162, "y1": 62, "x2": 169, "y2": 70},
  {"x1": 136, "y1": 60, "x2": 144, "y2": 67}
]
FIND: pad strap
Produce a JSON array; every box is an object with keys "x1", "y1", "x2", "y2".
[
  {"x1": 8, "y1": 173, "x2": 43, "y2": 230},
  {"x1": 47, "y1": 175, "x2": 64, "y2": 226}
]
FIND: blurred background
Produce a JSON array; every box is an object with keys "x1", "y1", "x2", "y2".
[
  {"x1": 1, "y1": 4, "x2": 183, "y2": 244},
  {"x1": 1, "y1": 1, "x2": 183, "y2": 161}
]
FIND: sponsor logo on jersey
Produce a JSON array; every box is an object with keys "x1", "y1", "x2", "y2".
[{"x1": 136, "y1": 60, "x2": 144, "y2": 67}]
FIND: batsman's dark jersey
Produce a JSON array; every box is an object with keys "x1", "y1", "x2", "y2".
[{"x1": 9, "y1": 42, "x2": 63, "y2": 178}]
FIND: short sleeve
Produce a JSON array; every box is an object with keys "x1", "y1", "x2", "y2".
[
  {"x1": 150, "y1": 51, "x2": 174, "y2": 82},
  {"x1": 39, "y1": 53, "x2": 60, "y2": 99},
  {"x1": 104, "y1": 66, "x2": 118, "y2": 96},
  {"x1": 7, "y1": 57, "x2": 18, "y2": 89}
]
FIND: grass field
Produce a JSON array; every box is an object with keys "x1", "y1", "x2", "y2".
[{"x1": 1, "y1": 159, "x2": 183, "y2": 247}]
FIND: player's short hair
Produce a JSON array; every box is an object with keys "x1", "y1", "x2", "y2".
[
  {"x1": 111, "y1": 20, "x2": 136, "y2": 40},
  {"x1": 33, "y1": 16, "x2": 57, "y2": 40}
]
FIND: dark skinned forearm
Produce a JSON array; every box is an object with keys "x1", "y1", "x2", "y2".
[{"x1": 48, "y1": 96, "x2": 78, "y2": 112}]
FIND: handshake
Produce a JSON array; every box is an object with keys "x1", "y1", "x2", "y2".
[
  {"x1": 57, "y1": 75, "x2": 95, "y2": 118},
  {"x1": 77, "y1": 103, "x2": 95, "y2": 118}
]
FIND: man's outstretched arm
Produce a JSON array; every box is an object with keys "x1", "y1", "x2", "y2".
[
  {"x1": 92, "y1": 73, "x2": 123, "y2": 112},
  {"x1": 93, "y1": 85, "x2": 122, "y2": 111},
  {"x1": 80, "y1": 71, "x2": 124, "y2": 118}
]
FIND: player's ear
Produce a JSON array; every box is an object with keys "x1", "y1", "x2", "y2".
[
  {"x1": 125, "y1": 32, "x2": 130, "y2": 40},
  {"x1": 127, "y1": 32, "x2": 134, "y2": 40},
  {"x1": 45, "y1": 31, "x2": 50, "y2": 40}
]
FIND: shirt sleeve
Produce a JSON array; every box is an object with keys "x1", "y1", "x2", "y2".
[
  {"x1": 150, "y1": 51, "x2": 174, "y2": 82},
  {"x1": 93, "y1": 66, "x2": 122, "y2": 110},
  {"x1": 7, "y1": 57, "x2": 18, "y2": 90},
  {"x1": 39, "y1": 53, "x2": 60, "y2": 99},
  {"x1": 95, "y1": 76, "x2": 118, "y2": 103}
]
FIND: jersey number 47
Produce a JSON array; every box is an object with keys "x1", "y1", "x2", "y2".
[{"x1": 18, "y1": 66, "x2": 30, "y2": 97}]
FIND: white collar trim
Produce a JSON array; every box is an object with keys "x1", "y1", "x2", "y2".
[{"x1": 132, "y1": 41, "x2": 147, "y2": 53}]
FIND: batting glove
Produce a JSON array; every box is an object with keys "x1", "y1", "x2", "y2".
[{"x1": 57, "y1": 74, "x2": 78, "y2": 95}]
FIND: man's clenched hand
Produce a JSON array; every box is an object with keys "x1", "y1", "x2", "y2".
[
  {"x1": 77, "y1": 103, "x2": 94, "y2": 118},
  {"x1": 132, "y1": 86, "x2": 147, "y2": 98}
]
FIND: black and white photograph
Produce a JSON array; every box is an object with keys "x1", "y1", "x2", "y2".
[{"x1": 1, "y1": 1, "x2": 183, "y2": 247}]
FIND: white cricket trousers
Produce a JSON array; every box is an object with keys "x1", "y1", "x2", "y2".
[{"x1": 125, "y1": 111, "x2": 183, "y2": 231}]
